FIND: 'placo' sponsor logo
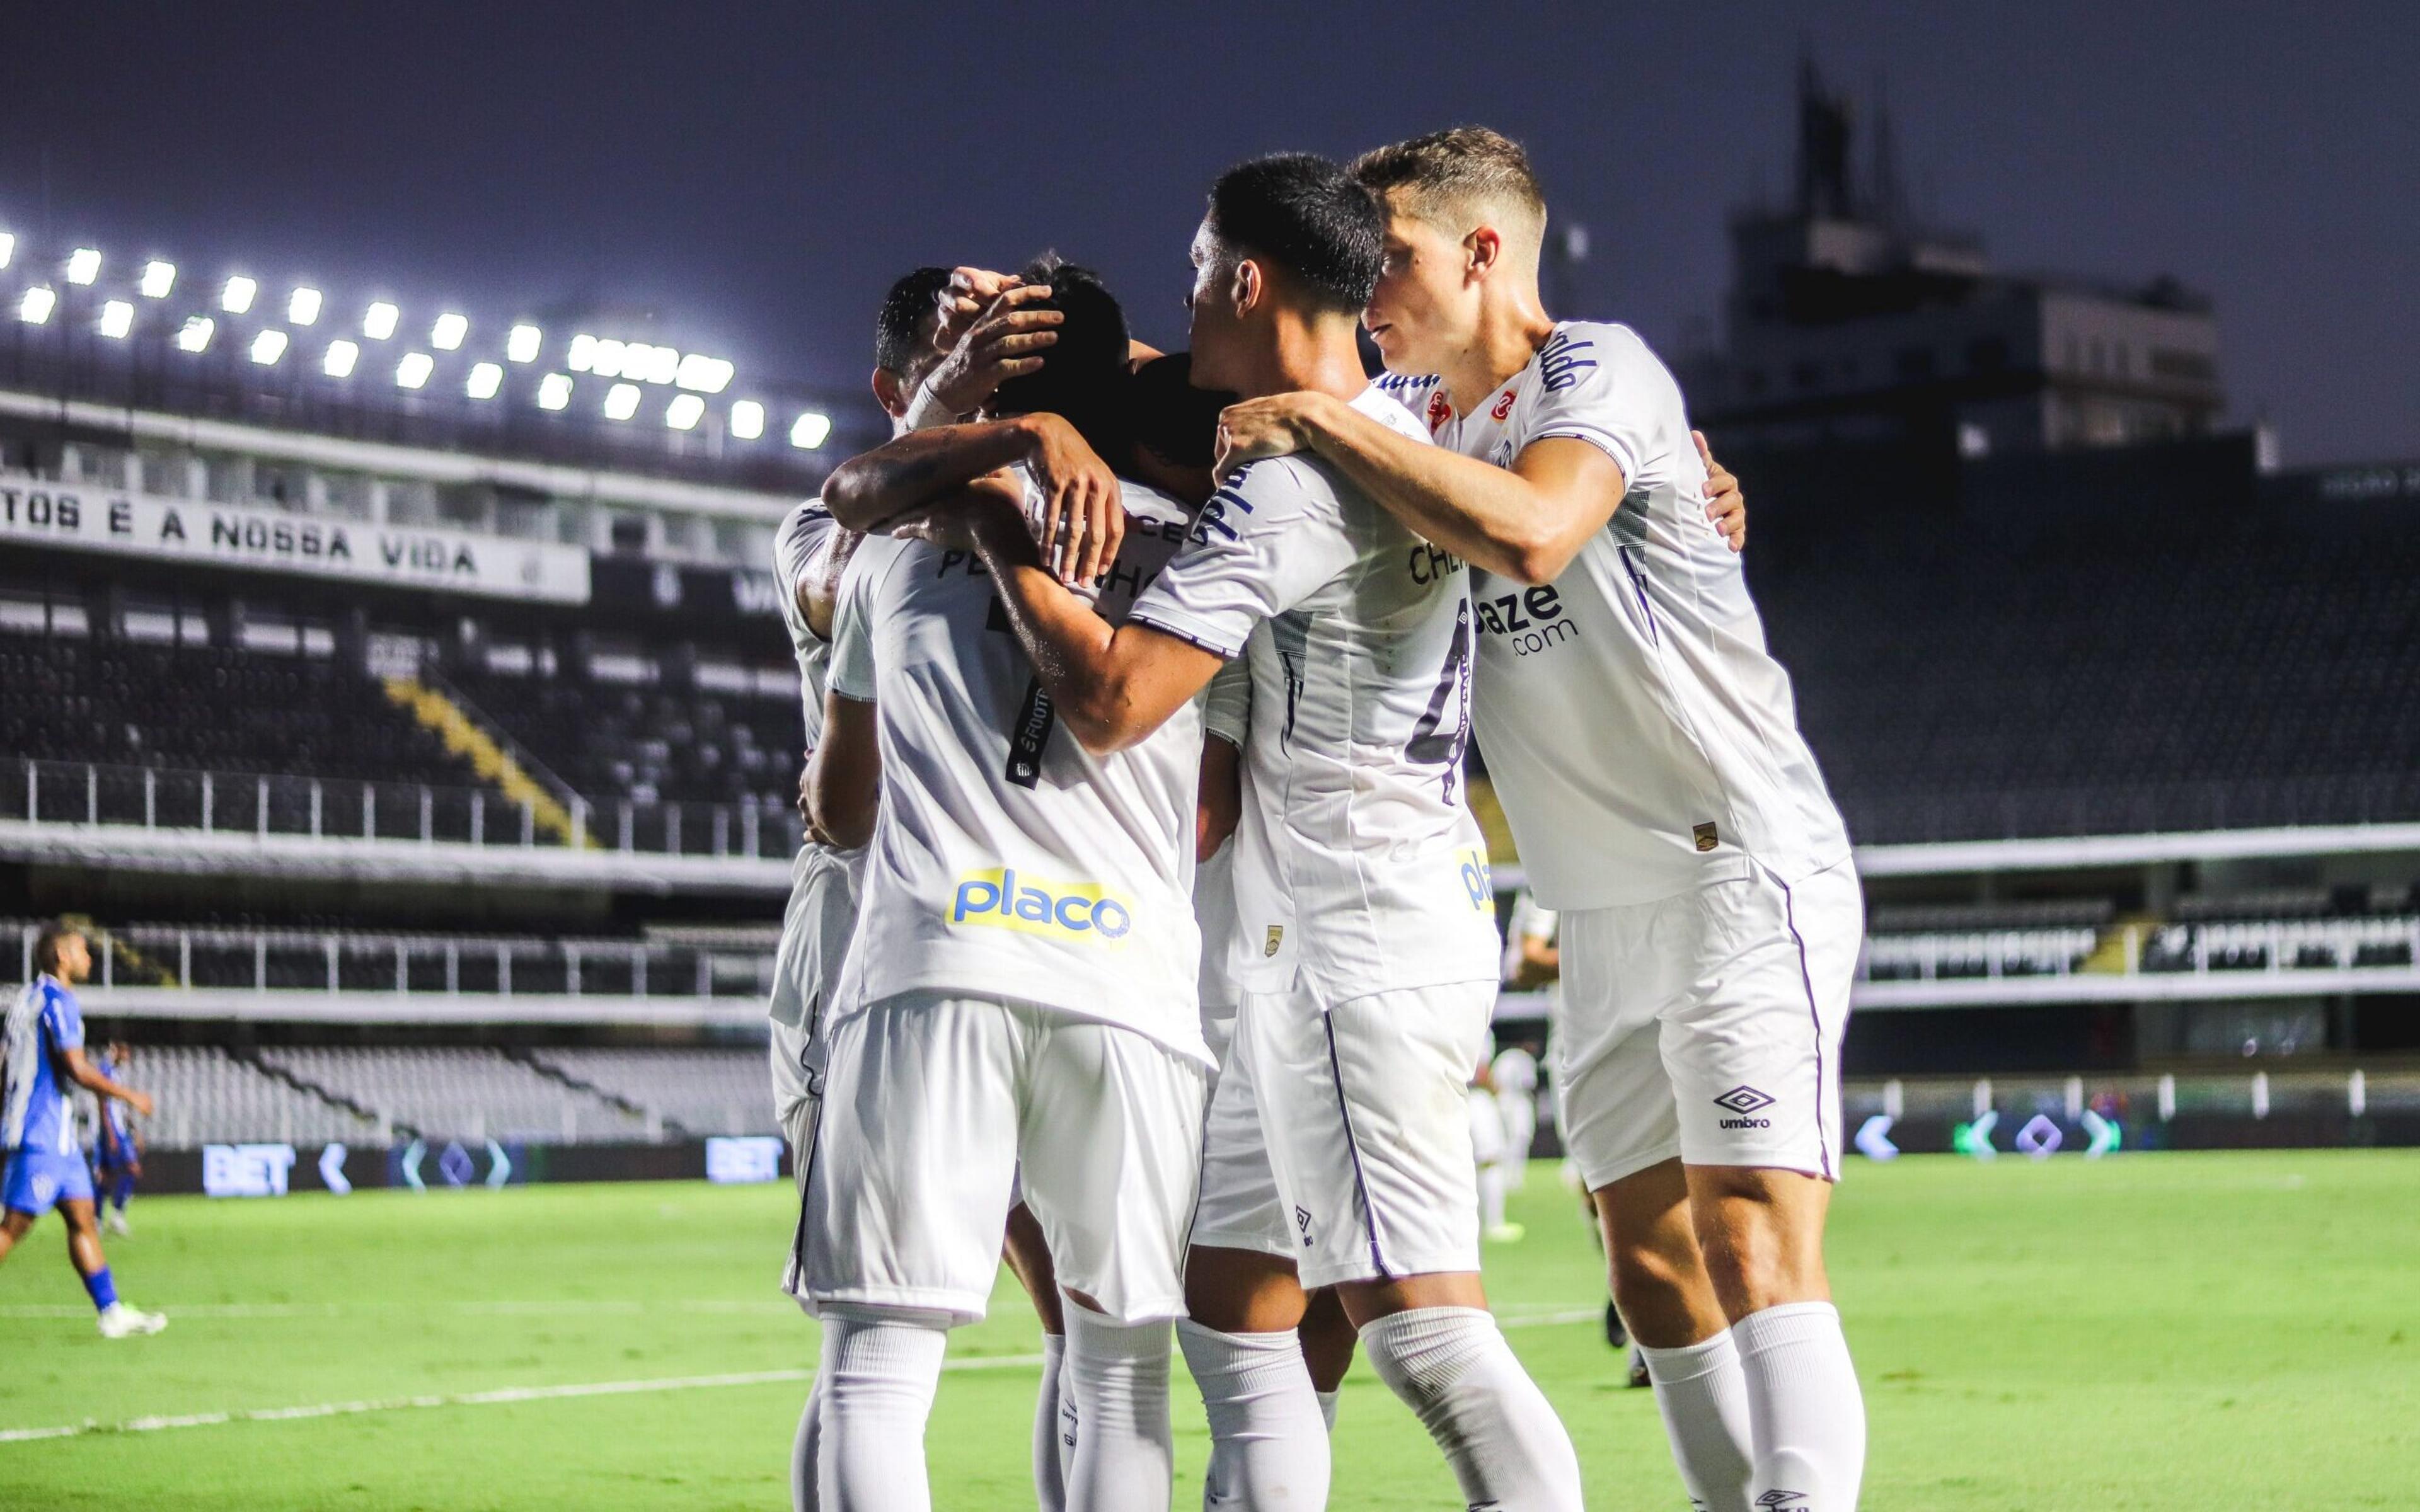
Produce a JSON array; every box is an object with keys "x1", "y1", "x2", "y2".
[
  {"x1": 1459, "y1": 847, "x2": 1494, "y2": 910},
  {"x1": 950, "y1": 867, "x2": 1133, "y2": 946}
]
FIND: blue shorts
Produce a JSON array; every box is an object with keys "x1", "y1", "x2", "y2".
[{"x1": 3, "y1": 1150, "x2": 95, "y2": 1217}]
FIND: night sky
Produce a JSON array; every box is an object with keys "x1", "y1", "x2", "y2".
[{"x1": 1, "y1": 2, "x2": 2411, "y2": 464}]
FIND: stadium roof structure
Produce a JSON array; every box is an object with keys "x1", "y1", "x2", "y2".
[{"x1": 0, "y1": 219, "x2": 875, "y2": 490}]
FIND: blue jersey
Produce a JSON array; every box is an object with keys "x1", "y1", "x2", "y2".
[
  {"x1": 3, "y1": 976, "x2": 86, "y2": 1156},
  {"x1": 96, "y1": 1092, "x2": 134, "y2": 1162}
]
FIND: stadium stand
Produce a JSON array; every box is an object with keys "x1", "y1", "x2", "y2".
[
  {"x1": 135, "y1": 1045, "x2": 383, "y2": 1149},
  {"x1": 527, "y1": 1048, "x2": 771, "y2": 1137},
  {"x1": 251, "y1": 1046, "x2": 648, "y2": 1143}
]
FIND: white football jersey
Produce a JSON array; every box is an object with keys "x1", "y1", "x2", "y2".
[
  {"x1": 1131, "y1": 384, "x2": 1500, "y2": 1002},
  {"x1": 1378, "y1": 322, "x2": 1848, "y2": 909},
  {"x1": 827, "y1": 484, "x2": 1211, "y2": 1068}
]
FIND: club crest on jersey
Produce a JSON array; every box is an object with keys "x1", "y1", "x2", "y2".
[
  {"x1": 1425, "y1": 391, "x2": 1451, "y2": 432},
  {"x1": 1490, "y1": 388, "x2": 1517, "y2": 421},
  {"x1": 1264, "y1": 925, "x2": 1284, "y2": 958},
  {"x1": 949, "y1": 868, "x2": 1132, "y2": 946}
]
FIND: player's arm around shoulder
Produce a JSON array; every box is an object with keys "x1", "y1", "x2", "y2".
[
  {"x1": 1218, "y1": 388, "x2": 1623, "y2": 587},
  {"x1": 803, "y1": 536, "x2": 897, "y2": 850},
  {"x1": 970, "y1": 508, "x2": 1223, "y2": 757}
]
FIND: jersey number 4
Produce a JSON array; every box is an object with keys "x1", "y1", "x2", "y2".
[{"x1": 1405, "y1": 598, "x2": 1472, "y2": 801}]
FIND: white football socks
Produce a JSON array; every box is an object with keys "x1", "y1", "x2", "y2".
[
  {"x1": 1063, "y1": 1305, "x2": 1175, "y2": 1512},
  {"x1": 1479, "y1": 1164, "x2": 1510, "y2": 1231},
  {"x1": 1035, "y1": 1331, "x2": 1068, "y2": 1512},
  {"x1": 815, "y1": 1306, "x2": 949, "y2": 1512},
  {"x1": 1177, "y1": 1319, "x2": 1332, "y2": 1508},
  {"x1": 1315, "y1": 1389, "x2": 1340, "y2": 1434},
  {"x1": 1637, "y1": 1329, "x2": 1756, "y2": 1512},
  {"x1": 1731, "y1": 1302, "x2": 1865, "y2": 1512},
  {"x1": 1359, "y1": 1307, "x2": 1584, "y2": 1511},
  {"x1": 792, "y1": 1372, "x2": 825, "y2": 1512}
]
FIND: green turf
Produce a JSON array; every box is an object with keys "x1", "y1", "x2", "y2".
[{"x1": 0, "y1": 1151, "x2": 2412, "y2": 1509}]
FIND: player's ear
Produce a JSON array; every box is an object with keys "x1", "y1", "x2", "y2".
[
  {"x1": 1230, "y1": 259, "x2": 1261, "y2": 319},
  {"x1": 1466, "y1": 225, "x2": 1501, "y2": 283},
  {"x1": 870, "y1": 367, "x2": 908, "y2": 420}
]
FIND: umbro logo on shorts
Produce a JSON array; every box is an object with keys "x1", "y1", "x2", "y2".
[
  {"x1": 1293, "y1": 1205, "x2": 1315, "y2": 1247},
  {"x1": 1755, "y1": 1492, "x2": 1810, "y2": 1509},
  {"x1": 1715, "y1": 1085, "x2": 1777, "y2": 1129}
]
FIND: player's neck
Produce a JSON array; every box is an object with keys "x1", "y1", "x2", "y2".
[
  {"x1": 1241, "y1": 309, "x2": 1368, "y2": 403},
  {"x1": 1443, "y1": 288, "x2": 1556, "y2": 416}
]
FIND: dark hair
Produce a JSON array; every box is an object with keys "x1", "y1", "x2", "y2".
[
  {"x1": 1125, "y1": 353, "x2": 1231, "y2": 470},
  {"x1": 33, "y1": 919, "x2": 82, "y2": 976},
  {"x1": 988, "y1": 255, "x2": 1131, "y2": 457},
  {"x1": 1205, "y1": 153, "x2": 1384, "y2": 312},
  {"x1": 873, "y1": 266, "x2": 953, "y2": 375}
]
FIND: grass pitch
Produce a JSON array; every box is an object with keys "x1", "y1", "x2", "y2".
[{"x1": 0, "y1": 1151, "x2": 2411, "y2": 1509}]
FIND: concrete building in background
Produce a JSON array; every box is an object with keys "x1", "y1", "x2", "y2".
[{"x1": 1686, "y1": 57, "x2": 2225, "y2": 458}]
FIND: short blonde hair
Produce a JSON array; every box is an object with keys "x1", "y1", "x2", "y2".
[{"x1": 1351, "y1": 126, "x2": 1547, "y2": 241}]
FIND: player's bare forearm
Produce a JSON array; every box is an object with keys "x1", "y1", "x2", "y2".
[
  {"x1": 819, "y1": 419, "x2": 1040, "y2": 532},
  {"x1": 969, "y1": 511, "x2": 1221, "y2": 755},
  {"x1": 798, "y1": 527, "x2": 865, "y2": 643},
  {"x1": 805, "y1": 692, "x2": 880, "y2": 850},
  {"x1": 1238, "y1": 393, "x2": 1621, "y2": 585}
]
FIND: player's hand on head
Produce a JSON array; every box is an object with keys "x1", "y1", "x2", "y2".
[
  {"x1": 1023, "y1": 414, "x2": 1123, "y2": 586},
  {"x1": 1213, "y1": 393, "x2": 1320, "y2": 478},
  {"x1": 933, "y1": 266, "x2": 1023, "y2": 352},
  {"x1": 926, "y1": 285, "x2": 1062, "y2": 418},
  {"x1": 1695, "y1": 430, "x2": 1746, "y2": 553}
]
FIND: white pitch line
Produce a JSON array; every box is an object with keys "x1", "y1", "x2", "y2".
[
  {"x1": 0, "y1": 1307, "x2": 1603, "y2": 1445},
  {"x1": 0, "y1": 1353, "x2": 1045, "y2": 1445}
]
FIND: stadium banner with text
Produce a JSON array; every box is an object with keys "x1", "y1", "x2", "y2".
[{"x1": 0, "y1": 474, "x2": 591, "y2": 604}]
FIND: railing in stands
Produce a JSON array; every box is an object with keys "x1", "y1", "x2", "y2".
[{"x1": 6, "y1": 756, "x2": 805, "y2": 861}]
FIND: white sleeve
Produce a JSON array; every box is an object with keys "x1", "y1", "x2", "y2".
[
  {"x1": 902, "y1": 381, "x2": 957, "y2": 433},
  {"x1": 1129, "y1": 458, "x2": 1356, "y2": 658},
  {"x1": 1519, "y1": 327, "x2": 1673, "y2": 493},
  {"x1": 826, "y1": 545, "x2": 885, "y2": 702},
  {"x1": 1199, "y1": 655, "x2": 1252, "y2": 748}
]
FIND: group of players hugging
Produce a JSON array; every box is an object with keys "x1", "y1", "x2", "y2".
[{"x1": 766, "y1": 127, "x2": 1867, "y2": 1512}]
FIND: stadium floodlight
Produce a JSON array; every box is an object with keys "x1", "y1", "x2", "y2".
[
  {"x1": 289, "y1": 287, "x2": 322, "y2": 325},
  {"x1": 175, "y1": 315, "x2": 214, "y2": 352},
  {"x1": 676, "y1": 353, "x2": 734, "y2": 394},
  {"x1": 729, "y1": 399, "x2": 764, "y2": 439},
  {"x1": 591, "y1": 338, "x2": 628, "y2": 379},
  {"x1": 603, "y1": 382, "x2": 642, "y2": 421},
  {"x1": 0, "y1": 232, "x2": 12, "y2": 269},
  {"x1": 98, "y1": 300, "x2": 134, "y2": 339},
  {"x1": 431, "y1": 312, "x2": 468, "y2": 351},
  {"x1": 466, "y1": 361, "x2": 504, "y2": 399},
  {"x1": 567, "y1": 333, "x2": 599, "y2": 372},
  {"x1": 363, "y1": 301, "x2": 400, "y2": 340},
  {"x1": 18, "y1": 287, "x2": 55, "y2": 324},
  {"x1": 536, "y1": 372, "x2": 573, "y2": 410},
  {"x1": 66, "y1": 248, "x2": 101, "y2": 285},
  {"x1": 323, "y1": 338, "x2": 360, "y2": 377},
  {"x1": 221, "y1": 275, "x2": 258, "y2": 314},
  {"x1": 666, "y1": 392, "x2": 705, "y2": 430},
  {"x1": 507, "y1": 323, "x2": 542, "y2": 363},
  {"x1": 396, "y1": 351, "x2": 434, "y2": 389},
  {"x1": 139, "y1": 260, "x2": 176, "y2": 298},
  {"x1": 250, "y1": 329, "x2": 289, "y2": 365},
  {"x1": 641, "y1": 344, "x2": 681, "y2": 386},
  {"x1": 790, "y1": 410, "x2": 833, "y2": 449}
]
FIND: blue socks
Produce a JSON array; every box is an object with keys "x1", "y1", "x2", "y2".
[
  {"x1": 111, "y1": 1174, "x2": 134, "y2": 1212},
  {"x1": 83, "y1": 1265, "x2": 119, "y2": 1314}
]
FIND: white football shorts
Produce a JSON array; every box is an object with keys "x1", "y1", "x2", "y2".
[
  {"x1": 1194, "y1": 978, "x2": 1495, "y2": 1292},
  {"x1": 1553, "y1": 858, "x2": 1862, "y2": 1189},
  {"x1": 800, "y1": 990, "x2": 1208, "y2": 1326}
]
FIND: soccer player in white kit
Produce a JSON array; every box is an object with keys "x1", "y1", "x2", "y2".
[
  {"x1": 802, "y1": 264, "x2": 1214, "y2": 1512},
  {"x1": 968, "y1": 154, "x2": 1584, "y2": 1512},
  {"x1": 1218, "y1": 127, "x2": 1867, "y2": 1512},
  {"x1": 779, "y1": 265, "x2": 1083, "y2": 1512}
]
